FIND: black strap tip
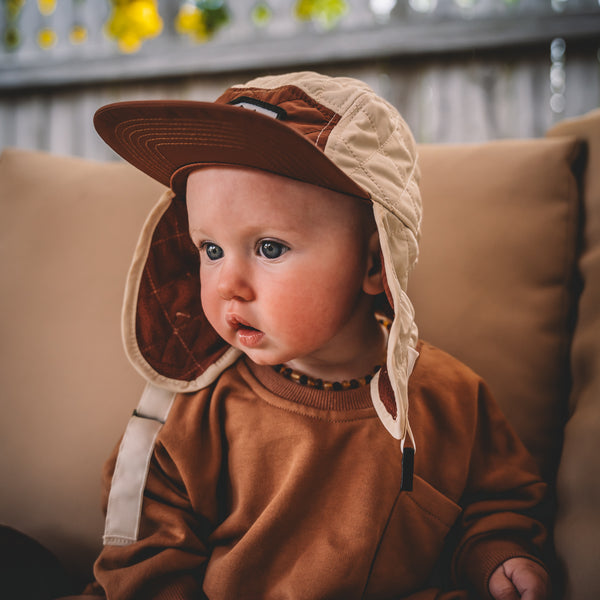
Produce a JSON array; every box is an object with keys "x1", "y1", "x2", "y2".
[{"x1": 401, "y1": 446, "x2": 415, "y2": 492}]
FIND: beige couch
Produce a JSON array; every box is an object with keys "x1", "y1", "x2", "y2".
[{"x1": 1, "y1": 108, "x2": 598, "y2": 599}]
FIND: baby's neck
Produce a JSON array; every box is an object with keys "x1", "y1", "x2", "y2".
[{"x1": 283, "y1": 314, "x2": 388, "y2": 384}]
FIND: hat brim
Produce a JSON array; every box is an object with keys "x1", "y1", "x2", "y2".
[{"x1": 93, "y1": 100, "x2": 370, "y2": 200}]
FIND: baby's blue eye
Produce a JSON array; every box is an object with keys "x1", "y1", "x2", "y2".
[
  {"x1": 203, "y1": 243, "x2": 224, "y2": 261},
  {"x1": 258, "y1": 240, "x2": 289, "y2": 260}
]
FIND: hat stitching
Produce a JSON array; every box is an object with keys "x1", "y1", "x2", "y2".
[
  {"x1": 115, "y1": 123, "x2": 162, "y2": 167},
  {"x1": 385, "y1": 222, "x2": 411, "y2": 290},
  {"x1": 291, "y1": 80, "x2": 378, "y2": 157},
  {"x1": 143, "y1": 230, "x2": 189, "y2": 250},
  {"x1": 119, "y1": 119, "x2": 269, "y2": 151},
  {"x1": 315, "y1": 111, "x2": 338, "y2": 148},
  {"x1": 317, "y1": 91, "x2": 388, "y2": 160},
  {"x1": 315, "y1": 90, "x2": 365, "y2": 130},
  {"x1": 139, "y1": 271, "x2": 194, "y2": 296},
  {"x1": 141, "y1": 213, "x2": 207, "y2": 377},
  {"x1": 375, "y1": 128, "x2": 421, "y2": 225},
  {"x1": 334, "y1": 128, "x2": 394, "y2": 211},
  {"x1": 296, "y1": 76, "x2": 368, "y2": 111},
  {"x1": 335, "y1": 107, "x2": 420, "y2": 233},
  {"x1": 368, "y1": 150, "x2": 419, "y2": 228},
  {"x1": 141, "y1": 272, "x2": 208, "y2": 378},
  {"x1": 137, "y1": 127, "x2": 345, "y2": 183},
  {"x1": 136, "y1": 307, "x2": 203, "y2": 362},
  {"x1": 111, "y1": 96, "x2": 348, "y2": 194}
]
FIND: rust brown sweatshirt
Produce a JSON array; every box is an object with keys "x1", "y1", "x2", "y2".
[{"x1": 93, "y1": 341, "x2": 547, "y2": 600}]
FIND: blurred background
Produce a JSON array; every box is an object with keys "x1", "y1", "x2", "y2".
[{"x1": 0, "y1": 0, "x2": 599, "y2": 159}]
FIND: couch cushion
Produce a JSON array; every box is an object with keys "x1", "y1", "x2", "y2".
[
  {"x1": 0, "y1": 148, "x2": 164, "y2": 583},
  {"x1": 410, "y1": 136, "x2": 581, "y2": 484},
  {"x1": 547, "y1": 109, "x2": 600, "y2": 600}
]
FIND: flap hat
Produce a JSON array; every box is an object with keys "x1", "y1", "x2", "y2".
[{"x1": 94, "y1": 71, "x2": 422, "y2": 446}]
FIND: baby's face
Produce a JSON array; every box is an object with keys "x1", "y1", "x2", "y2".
[{"x1": 186, "y1": 166, "x2": 378, "y2": 376}]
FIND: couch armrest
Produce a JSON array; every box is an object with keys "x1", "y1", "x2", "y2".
[
  {"x1": 0, "y1": 148, "x2": 165, "y2": 584},
  {"x1": 547, "y1": 109, "x2": 600, "y2": 600}
]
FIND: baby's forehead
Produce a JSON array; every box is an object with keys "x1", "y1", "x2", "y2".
[{"x1": 186, "y1": 165, "x2": 371, "y2": 220}]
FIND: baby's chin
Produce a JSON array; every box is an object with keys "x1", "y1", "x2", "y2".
[
  {"x1": 234, "y1": 346, "x2": 294, "y2": 368},
  {"x1": 239, "y1": 352, "x2": 284, "y2": 367}
]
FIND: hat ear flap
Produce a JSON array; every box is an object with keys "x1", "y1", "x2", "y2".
[
  {"x1": 122, "y1": 190, "x2": 241, "y2": 391},
  {"x1": 380, "y1": 248, "x2": 394, "y2": 310},
  {"x1": 370, "y1": 202, "x2": 419, "y2": 442}
]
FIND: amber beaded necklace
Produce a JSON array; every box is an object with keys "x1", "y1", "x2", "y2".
[
  {"x1": 272, "y1": 316, "x2": 391, "y2": 391},
  {"x1": 272, "y1": 363, "x2": 383, "y2": 391}
]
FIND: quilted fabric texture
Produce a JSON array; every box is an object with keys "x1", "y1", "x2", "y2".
[
  {"x1": 121, "y1": 189, "x2": 240, "y2": 391},
  {"x1": 409, "y1": 136, "x2": 581, "y2": 484}
]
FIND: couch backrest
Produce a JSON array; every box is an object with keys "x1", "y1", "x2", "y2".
[{"x1": 410, "y1": 136, "x2": 581, "y2": 486}]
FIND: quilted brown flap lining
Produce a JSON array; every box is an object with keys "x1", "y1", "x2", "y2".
[{"x1": 136, "y1": 197, "x2": 229, "y2": 381}]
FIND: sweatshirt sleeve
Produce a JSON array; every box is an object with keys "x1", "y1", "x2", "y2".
[
  {"x1": 93, "y1": 390, "x2": 222, "y2": 600},
  {"x1": 451, "y1": 380, "x2": 549, "y2": 600}
]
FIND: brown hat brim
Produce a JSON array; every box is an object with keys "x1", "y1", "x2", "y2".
[{"x1": 93, "y1": 100, "x2": 370, "y2": 199}]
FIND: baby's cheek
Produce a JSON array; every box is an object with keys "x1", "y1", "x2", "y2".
[
  {"x1": 273, "y1": 289, "x2": 339, "y2": 343},
  {"x1": 199, "y1": 283, "x2": 224, "y2": 334}
]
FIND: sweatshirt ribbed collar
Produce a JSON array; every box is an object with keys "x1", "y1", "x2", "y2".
[{"x1": 245, "y1": 358, "x2": 374, "y2": 412}]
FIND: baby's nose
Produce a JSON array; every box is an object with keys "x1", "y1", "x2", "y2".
[{"x1": 217, "y1": 260, "x2": 254, "y2": 302}]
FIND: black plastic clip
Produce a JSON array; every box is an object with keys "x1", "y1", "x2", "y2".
[{"x1": 401, "y1": 446, "x2": 415, "y2": 492}]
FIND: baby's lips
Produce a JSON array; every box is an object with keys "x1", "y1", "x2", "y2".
[{"x1": 226, "y1": 313, "x2": 257, "y2": 331}]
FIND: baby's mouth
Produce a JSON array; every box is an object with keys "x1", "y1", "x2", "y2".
[
  {"x1": 226, "y1": 314, "x2": 264, "y2": 348},
  {"x1": 226, "y1": 314, "x2": 260, "y2": 332}
]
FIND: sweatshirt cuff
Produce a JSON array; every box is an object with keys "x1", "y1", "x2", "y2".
[{"x1": 456, "y1": 538, "x2": 545, "y2": 600}]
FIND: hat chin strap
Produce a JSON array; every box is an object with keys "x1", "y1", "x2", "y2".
[
  {"x1": 370, "y1": 203, "x2": 419, "y2": 446},
  {"x1": 369, "y1": 345, "x2": 418, "y2": 441},
  {"x1": 103, "y1": 383, "x2": 177, "y2": 546},
  {"x1": 369, "y1": 344, "x2": 418, "y2": 494}
]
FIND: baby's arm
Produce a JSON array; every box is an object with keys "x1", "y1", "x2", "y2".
[
  {"x1": 449, "y1": 381, "x2": 549, "y2": 598},
  {"x1": 93, "y1": 438, "x2": 212, "y2": 599},
  {"x1": 489, "y1": 557, "x2": 549, "y2": 600},
  {"x1": 93, "y1": 391, "x2": 221, "y2": 599}
]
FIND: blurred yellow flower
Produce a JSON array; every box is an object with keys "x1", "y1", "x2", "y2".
[
  {"x1": 294, "y1": 0, "x2": 348, "y2": 29},
  {"x1": 69, "y1": 24, "x2": 88, "y2": 45},
  {"x1": 175, "y1": 4, "x2": 209, "y2": 41},
  {"x1": 175, "y1": 1, "x2": 230, "y2": 43},
  {"x1": 37, "y1": 0, "x2": 56, "y2": 16},
  {"x1": 37, "y1": 26, "x2": 57, "y2": 49},
  {"x1": 105, "y1": 0, "x2": 163, "y2": 53},
  {"x1": 4, "y1": 26, "x2": 21, "y2": 50},
  {"x1": 6, "y1": 0, "x2": 26, "y2": 19},
  {"x1": 251, "y1": 2, "x2": 273, "y2": 27}
]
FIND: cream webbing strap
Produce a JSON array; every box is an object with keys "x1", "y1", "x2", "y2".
[{"x1": 103, "y1": 382, "x2": 176, "y2": 546}]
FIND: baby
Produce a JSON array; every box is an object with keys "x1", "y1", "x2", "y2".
[{"x1": 89, "y1": 71, "x2": 549, "y2": 599}]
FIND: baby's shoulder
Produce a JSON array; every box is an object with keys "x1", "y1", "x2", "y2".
[
  {"x1": 413, "y1": 340, "x2": 482, "y2": 386},
  {"x1": 409, "y1": 340, "x2": 490, "y2": 417}
]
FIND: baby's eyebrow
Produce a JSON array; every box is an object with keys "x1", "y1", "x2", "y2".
[{"x1": 187, "y1": 228, "x2": 207, "y2": 245}]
